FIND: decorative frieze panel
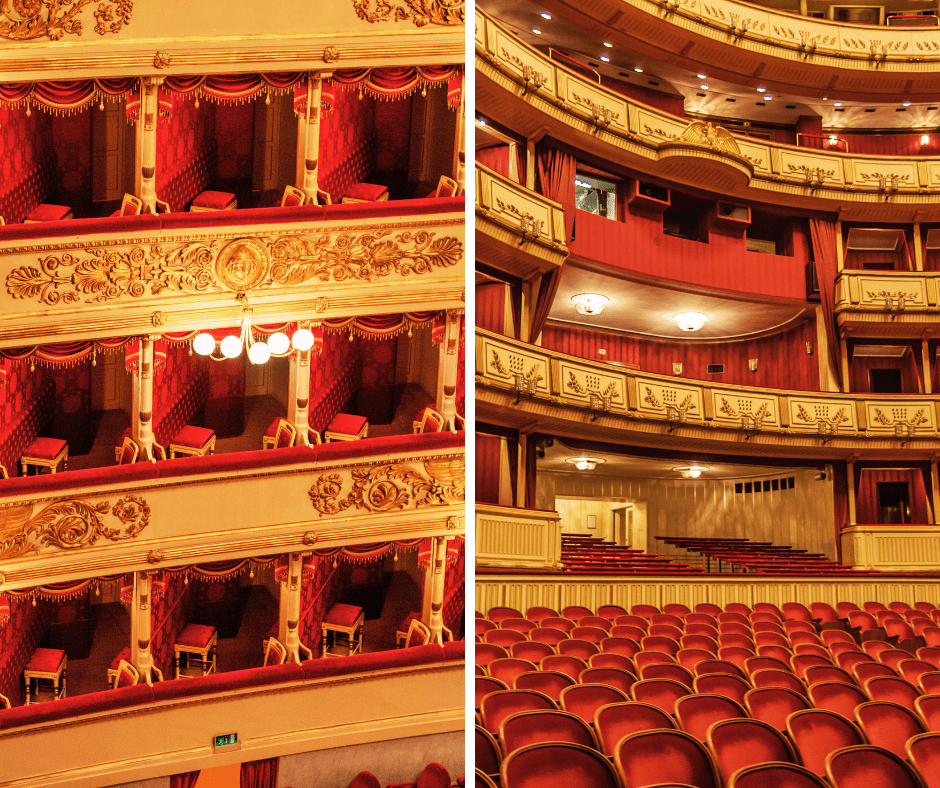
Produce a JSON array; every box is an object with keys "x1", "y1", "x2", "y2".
[
  {"x1": 476, "y1": 165, "x2": 567, "y2": 254},
  {"x1": 636, "y1": 108, "x2": 687, "y2": 146},
  {"x1": 557, "y1": 360, "x2": 627, "y2": 414},
  {"x1": 556, "y1": 73, "x2": 629, "y2": 136},
  {"x1": 787, "y1": 397, "x2": 858, "y2": 436},
  {"x1": 479, "y1": 335, "x2": 550, "y2": 398},
  {"x1": 487, "y1": 23, "x2": 556, "y2": 96},
  {"x1": 710, "y1": 390, "x2": 780, "y2": 431},
  {"x1": 476, "y1": 504, "x2": 562, "y2": 570},
  {"x1": 632, "y1": 376, "x2": 704, "y2": 424},
  {"x1": 864, "y1": 401, "x2": 937, "y2": 437}
]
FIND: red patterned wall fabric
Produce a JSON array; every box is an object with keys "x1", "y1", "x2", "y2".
[
  {"x1": 150, "y1": 570, "x2": 195, "y2": 679},
  {"x1": 206, "y1": 354, "x2": 245, "y2": 438},
  {"x1": 374, "y1": 97, "x2": 412, "y2": 174},
  {"x1": 856, "y1": 468, "x2": 930, "y2": 524},
  {"x1": 156, "y1": 95, "x2": 217, "y2": 212},
  {"x1": 214, "y1": 103, "x2": 254, "y2": 184},
  {"x1": 318, "y1": 88, "x2": 377, "y2": 203},
  {"x1": 476, "y1": 432, "x2": 502, "y2": 505},
  {"x1": 299, "y1": 555, "x2": 337, "y2": 654},
  {"x1": 476, "y1": 282, "x2": 508, "y2": 336},
  {"x1": 153, "y1": 345, "x2": 211, "y2": 446},
  {"x1": 0, "y1": 376, "x2": 55, "y2": 474},
  {"x1": 53, "y1": 111, "x2": 92, "y2": 216},
  {"x1": 0, "y1": 598, "x2": 51, "y2": 706},
  {"x1": 570, "y1": 209, "x2": 810, "y2": 300},
  {"x1": 849, "y1": 347, "x2": 921, "y2": 394},
  {"x1": 48, "y1": 361, "x2": 92, "y2": 455},
  {"x1": 358, "y1": 338, "x2": 397, "y2": 424},
  {"x1": 0, "y1": 105, "x2": 55, "y2": 223},
  {"x1": 456, "y1": 322, "x2": 465, "y2": 417},
  {"x1": 308, "y1": 333, "x2": 362, "y2": 433},
  {"x1": 601, "y1": 76, "x2": 684, "y2": 117},
  {"x1": 541, "y1": 320, "x2": 820, "y2": 391},
  {"x1": 441, "y1": 539, "x2": 464, "y2": 637}
]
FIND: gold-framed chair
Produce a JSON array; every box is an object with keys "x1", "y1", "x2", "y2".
[
  {"x1": 111, "y1": 194, "x2": 142, "y2": 217},
  {"x1": 263, "y1": 637, "x2": 287, "y2": 666},
  {"x1": 0, "y1": 463, "x2": 7, "y2": 479},
  {"x1": 280, "y1": 185, "x2": 306, "y2": 207},
  {"x1": 0, "y1": 693, "x2": 9, "y2": 709},
  {"x1": 262, "y1": 418, "x2": 297, "y2": 450},
  {"x1": 308, "y1": 429, "x2": 322, "y2": 445},
  {"x1": 432, "y1": 175, "x2": 459, "y2": 198},
  {"x1": 317, "y1": 188, "x2": 332, "y2": 205},
  {"x1": 155, "y1": 198, "x2": 171, "y2": 214},
  {"x1": 405, "y1": 619, "x2": 431, "y2": 648},
  {"x1": 111, "y1": 659, "x2": 140, "y2": 689},
  {"x1": 413, "y1": 407, "x2": 445, "y2": 434},
  {"x1": 116, "y1": 436, "x2": 140, "y2": 465}
]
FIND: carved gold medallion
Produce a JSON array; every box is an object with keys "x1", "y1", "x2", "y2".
[{"x1": 215, "y1": 238, "x2": 270, "y2": 293}]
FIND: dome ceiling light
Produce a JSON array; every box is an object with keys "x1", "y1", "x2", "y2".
[
  {"x1": 567, "y1": 457, "x2": 606, "y2": 471},
  {"x1": 572, "y1": 293, "x2": 610, "y2": 316},
  {"x1": 673, "y1": 311, "x2": 708, "y2": 332},
  {"x1": 674, "y1": 465, "x2": 709, "y2": 479}
]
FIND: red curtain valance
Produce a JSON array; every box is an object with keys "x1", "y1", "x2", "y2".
[
  {"x1": 0, "y1": 337, "x2": 131, "y2": 374},
  {"x1": 124, "y1": 338, "x2": 168, "y2": 373},
  {"x1": 418, "y1": 535, "x2": 464, "y2": 568},
  {"x1": 295, "y1": 66, "x2": 462, "y2": 114},
  {"x1": 311, "y1": 539, "x2": 424, "y2": 564},
  {"x1": 321, "y1": 311, "x2": 440, "y2": 339},
  {"x1": 0, "y1": 78, "x2": 137, "y2": 114}
]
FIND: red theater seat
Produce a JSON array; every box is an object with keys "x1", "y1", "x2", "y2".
[
  {"x1": 502, "y1": 742, "x2": 620, "y2": 788},
  {"x1": 24, "y1": 204, "x2": 72, "y2": 222},
  {"x1": 190, "y1": 190, "x2": 236, "y2": 211},
  {"x1": 826, "y1": 744, "x2": 927, "y2": 788},
  {"x1": 615, "y1": 728, "x2": 721, "y2": 788},
  {"x1": 343, "y1": 182, "x2": 389, "y2": 203}
]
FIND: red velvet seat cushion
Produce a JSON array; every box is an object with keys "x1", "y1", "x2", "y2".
[
  {"x1": 191, "y1": 191, "x2": 236, "y2": 210},
  {"x1": 399, "y1": 611, "x2": 421, "y2": 633},
  {"x1": 344, "y1": 183, "x2": 388, "y2": 202},
  {"x1": 172, "y1": 425, "x2": 215, "y2": 449},
  {"x1": 324, "y1": 603, "x2": 364, "y2": 628},
  {"x1": 326, "y1": 413, "x2": 367, "y2": 436},
  {"x1": 264, "y1": 418, "x2": 282, "y2": 438},
  {"x1": 176, "y1": 623, "x2": 216, "y2": 648},
  {"x1": 26, "y1": 648, "x2": 65, "y2": 673},
  {"x1": 25, "y1": 204, "x2": 71, "y2": 222},
  {"x1": 110, "y1": 648, "x2": 131, "y2": 670},
  {"x1": 22, "y1": 437, "x2": 67, "y2": 460}
]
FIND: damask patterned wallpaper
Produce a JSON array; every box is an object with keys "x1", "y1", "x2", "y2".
[
  {"x1": 308, "y1": 332, "x2": 362, "y2": 434},
  {"x1": 358, "y1": 338, "x2": 396, "y2": 424},
  {"x1": 150, "y1": 570, "x2": 194, "y2": 680},
  {"x1": 156, "y1": 94, "x2": 217, "y2": 210},
  {"x1": 299, "y1": 556, "x2": 338, "y2": 656},
  {"x1": 0, "y1": 105, "x2": 55, "y2": 223},
  {"x1": 0, "y1": 598, "x2": 51, "y2": 706},
  {"x1": 319, "y1": 88, "x2": 376, "y2": 202},
  {"x1": 442, "y1": 539, "x2": 464, "y2": 638},
  {"x1": 52, "y1": 111, "x2": 92, "y2": 216}
]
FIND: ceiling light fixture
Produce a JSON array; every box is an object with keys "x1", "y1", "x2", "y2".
[
  {"x1": 674, "y1": 465, "x2": 709, "y2": 479},
  {"x1": 698, "y1": 72, "x2": 706, "y2": 79},
  {"x1": 634, "y1": 66, "x2": 643, "y2": 73},
  {"x1": 764, "y1": 96, "x2": 772, "y2": 101},
  {"x1": 533, "y1": 27, "x2": 541, "y2": 34},
  {"x1": 922, "y1": 134, "x2": 931, "y2": 145},
  {"x1": 834, "y1": 101, "x2": 842, "y2": 107},
  {"x1": 572, "y1": 293, "x2": 610, "y2": 316},
  {"x1": 567, "y1": 457, "x2": 605, "y2": 471},
  {"x1": 600, "y1": 55, "x2": 610, "y2": 62},
  {"x1": 193, "y1": 299, "x2": 314, "y2": 364},
  {"x1": 603, "y1": 40, "x2": 613, "y2": 47},
  {"x1": 477, "y1": 117, "x2": 486, "y2": 125},
  {"x1": 541, "y1": 11, "x2": 552, "y2": 19},
  {"x1": 756, "y1": 86, "x2": 766, "y2": 92},
  {"x1": 904, "y1": 101, "x2": 912, "y2": 107},
  {"x1": 673, "y1": 311, "x2": 708, "y2": 332},
  {"x1": 700, "y1": 84, "x2": 708, "y2": 90}
]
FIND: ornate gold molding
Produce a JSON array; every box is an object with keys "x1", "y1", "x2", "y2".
[
  {"x1": 353, "y1": 0, "x2": 464, "y2": 27},
  {"x1": 0, "y1": 0, "x2": 131, "y2": 42},
  {"x1": 308, "y1": 458, "x2": 465, "y2": 516},
  {"x1": 0, "y1": 495, "x2": 150, "y2": 561}
]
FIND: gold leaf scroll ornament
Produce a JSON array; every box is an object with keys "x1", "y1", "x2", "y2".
[
  {"x1": 0, "y1": 0, "x2": 132, "y2": 41},
  {"x1": 308, "y1": 458, "x2": 465, "y2": 516},
  {"x1": 352, "y1": 0, "x2": 464, "y2": 26}
]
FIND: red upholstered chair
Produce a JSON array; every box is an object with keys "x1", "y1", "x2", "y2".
[
  {"x1": 826, "y1": 744, "x2": 928, "y2": 788},
  {"x1": 342, "y1": 182, "x2": 389, "y2": 204},
  {"x1": 611, "y1": 625, "x2": 646, "y2": 642},
  {"x1": 614, "y1": 729, "x2": 721, "y2": 788},
  {"x1": 616, "y1": 614, "x2": 651, "y2": 630},
  {"x1": 501, "y1": 618, "x2": 537, "y2": 635},
  {"x1": 415, "y1": 762, "x2": 451, "y2": 788},
  {"x1": 695, "y1": 659, "x2": 746, "y2": 679},
  {"x1": 791, "y1": 654, "x2": 832, "y2": 679},
  {"x1": 24, "y1": 204, "x2": 73, "y2": 222},
  {"x1": 429, "y1": 175, "x2": 459, "y2": 198},
  {"x1": 543, "y1": 617, "x2": 577, "y2": 633},
  {"x1": 718, "y1": 623, "x2": 751, "y2": 638},
  {"x1": 651, "y1": 613, "x2": 684, "y2": 627},
  {"x1": 484, "y1": 629, "x2": 526, "y2": 649},
  {"x1": 907, "y1": 732, "x2": 940, "y2": 788},
  {"x1": 476, "y1": 676, "x2": 509, "y2": 709},
  {"x1": 526, "y1": 606, "x2": 559, "y2": 622},
  {"x1": 604, "y1": 636, "x2": 641, "y2": 657},
  {"x1": 316, "y1": 188, "x2": 332, "y2": 205},
  {"x1": 899, "y1": 659, "x2": 936, "y2": 685},
  {"x1": 280, "y1": 185, "x2": 306, "y2": 207},
  {"x1": 405, "y1": 619, "x2": 431, "y2": 648},
  {"x1": 529, "y1": 627, "x2": 568, "y2": 647},
  {"x1": 563, "y1": 606, "x2": 593, "y2": 622},
  {"x1": 855, "y1": 700, "x2": 927, "y2": 759},
  {"x1": 594, "y1": 700, "x2": 675, "y2": 756},
  {"x1": 718, "y1": 612, "x2": 750, "y2": 626},
  {"x1": 664, "y1": 603, "x2": 692, "y2": 617},
  {"x1": 571, "y1": 626, "x2": 608, "y2": 644},
  {"x1": 808, "y1": 680, "x2": 868, "y2": 720},
  {"x1": 837, "y1": 651, "x2": 876, "y2": 672},
  {"x1": 262, "y1": 417, "x2": 296, "y2": 449},
  {"x1": 719, "y1": 633, "x2": 755, "y2": 650},
  {"x1": 853, "y1": 661, "x2": 897, "y2": 684},
  {"x1": 597, "y1": 605, "x2": 628, "y2": 620},
  {"x1": 480, "y1": 689, "x2": 557, "y2": 736},
  {"x1": 639, "y1": 662, "x2": 692, "y2": 689},
  {"x1": 499, "y1": 709, "x2": 598, "y2": 757},
  {"x1": 590, "y1": 652, "x2": 635, "y2": 672},
  {"x1": 263, "y1": 637, "x2": 287, "y2": 667},
  {"x1": 557, "y1": 639, "x2": 598, "y2": 661},
  {"x1": 696, "y1": 603, "x2": 723, "y2": 616},
  {"x1": 116, "y1": 436, "x2": 139, "y2": 465},
  {"x1": 324, "y1": 413, "x2": 369, "y2": 441},
  {"x1": 514, "y1": 670, "x2": 574, "y2": 702},
  {"x1": 863, "y1": 675, "x2": 920, "y2": 711},
  {"x1": 706, "y1": 717, "x2": 798, "y2": 785},
  {"x1": 919, "y1": 647, "x2": 940, "y2": 668},
  {"x1": 630, "y1": 677, "x2": 689, "y2": 714},
  {"x1": 580, "y1": 666, "x2": 637, "y2": 694},
  {"x1": 560, "y1": 683, "x2": 630, "y2": 723},
  {"x1": 190, "y1": 190, "x2": 237, "y2": 211},
  {"x1": 501, "y1": 741, "x2": 620, "y2": 788},
  {"x1": 540, "y1": 654, "x2": 588, "y2": 681},
  {"x1": 475, "y1": 770, "x2": 498, "y2": 788},
  {"x1": 745, "y1": 655, "x2": 789, "y2": 677},
  {"x1": 634, "y1": 650, "x2": 677, "y2": 670},
  {"x1": 920, "y1": 672, "x2": 940, "y2": 694},
  {"x1": 475, "y1": 643, "x2": 508, "y2": 668},
  {"x1": 803, "y1": 665, "x2": 855, "y2": 687},
  {"x1": 632, "y1": 604, "x2": 661, "y2": 619},
  {"x1": 823, "y1": 629, "x2": 855, "y2": 648},
  {"x1": 488, "y1": 658, "x2": 536, "y2": 687},
  {"x1": 109, "y1": 194, "x2": 143, "y2": 217},
  {"x1": 692, "y1": 673, "x2": 751, "y2": 706},
  {"x1": 475, "y1": 619, "x2": 497, "y2": 636},
  {"x1": 729, "y1": 763, "x2": 830, "y2": 788},
  {"x1": 489, "y1": 607, "x2": 523, "y2": 623},
  {"x1": 718, "y1": 647, "x2": 756, "y2": 672},
  {"x1": 511, "y1": 641, "x2": 555, "y2": 663},
  {"x1": 579, "y1": 616, "x2": 613, "y2": 632},
  {"x1": 413, "y1": 406, "x2": 445, "y2": 434},
  {"x1": 169, "y1": 425, "x2": 216, "y2": 458},
  {"x1": 475, "y1": 726, "x2": 501, "y2": 780},
  {"x1": 687, "y1": 613, "x2": 718, "y2": 627},
  {"x1": 111, "y1": 659, "x2": 140, "y2": 690},
  {"x1": 641, "y1": 635, "x2": 680, "y2": 654},
  {"x1": 744, "y1": 686, "x2": 810, "y2": 731},
  {"x1": 349, "y1": 772, "x2": 382, "y2": 788},
  {"x1": 675, "y1": 693, "x2": 748, "y2": 742},
  {"x1": 680, "y1": 649, "x2": 720, "y2": 672},
  {"x1": 786, "y1": 708, "x2": 865, "y2": 777}
]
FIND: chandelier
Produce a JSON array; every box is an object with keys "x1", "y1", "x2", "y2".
[
  {"x1": 673, "y1": 312, "x2": 708, "y2": 332},
  {"x1": 192, "y1": 307, "x2": 314, "y2": 364},
  {"x1": 674, "y1": 465, "x2": 709, "y2": 478},
  {"x1": 572, "y1": 293, "x2": 609, "y2": 316},
  {"x1": 566, "y1": 457, "x2": 605, "y2": 471}
]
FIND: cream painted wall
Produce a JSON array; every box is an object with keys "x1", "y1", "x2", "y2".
[{"x1": 539, "y1": 468, "x2": 837, "y2": 561}]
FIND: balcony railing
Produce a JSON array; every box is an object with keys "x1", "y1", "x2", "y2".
[
  {"x1": 476, "y1": 503, "x2": 562, "y2": 570},
  {"x1": 835, "y1": 270, "x2": 940, "y2": 334}
]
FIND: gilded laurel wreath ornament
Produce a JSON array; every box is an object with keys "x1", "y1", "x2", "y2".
[
  {"x1": 0, "y1": 495, "x2": 150, "y2": 562},
  {"x1": 268, "y1": 231, "x2": 462, "y2": 286},
  {"x1": 352, "y1": 0, "x2": 464, "y2": 27},
  {"x1": 6, "y1": 242, "x2": 219, "y2": 305},
  {"x1": 308, "y1": 458, "x2": 465, "y2": 516},
  {"x1": 0, "y1": 0, "x2": 132, "y2": 41}
]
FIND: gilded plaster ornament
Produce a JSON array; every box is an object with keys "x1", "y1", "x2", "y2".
[{"x1": 352, "y1": 0, "x2": 464, "y2": 27}]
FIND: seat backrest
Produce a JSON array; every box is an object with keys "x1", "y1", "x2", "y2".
[
  {"x1": 707, "y1": 717, "x2": 796, "y2": 784},
  {"x1": 511, "y1": 641, "x2": 555, "y2": 663},
  {"x1": 118, "y1": 435, "x2": 140, "y2": 465},
  {"x1": 826, "y1": 744, "x2": 928, "y2": 788},
  {"x1": 416, "y1": 407, "x2": 445, "y2": 434},
  {"x1": 480, "y1": 689, "x2": 556, "y2": 735},
  {"x1": 615, "y1": 728, "x2": 720, "y2": 788},
  {"x1": 630, "y1": 677, "x2": 689, "y2": 714},
  {"x1": 433, "y1": 175, "x2": 459, "y2": 198},
  {"x1": 863, "y1": 675, "x2": 919, "y2": 711},
  {"x1": 273, "y1": 418, "x2": 297, "y2": 449},
  {"x1": 729, "y1": 762, "x2": 830, "y2": 788},
  {"x1": 488, "y1": 658, "x2": 536, "y2": 687},
  {"x1": 557, "y1": 638, "x2": 599, "y2": 660},
  {"x1": 540, "y1": 654, "x2": 587, "y2": 681},
  {"x1": 120, "y1": 193, "x2": 143, "y2": 216},
  {"x1": 590, "y1": 652, "x2": 635, "y2": 672},
  {"x1": 281, "y1": 184, "x2": 306, "y2": 207},
  {"x1": 808, "y1": 680, "x2": 868, "y2": 719},
  {"x1": 580, "y1": 666, "x2": 637, "y2": 694},
  {"x1": 906, "y1": 732, "x2": 940, "y2": 788},
  {"x1": 597, "y1": 605, "x2": 628, "y2": 620},
  {"x1": 502, "y1": 742, "x2": 620, "y2": 788},
  {"x1": 852, "y1": 662, "x2": 896, "y2": 684},
  {"x1": 529, "y1": 626, "x2": 568, "y2": 646},
  {"x1": 594, "y1": 700, "x2": 675, "y2": 756},
  {"x1": 692, "y1": 673, "x2": 751, "y2": 706},
  {"x1": 112, "y1": 659, "x2": 140, "y2": 689},
  {"x1": 526, "y1": 606, "x2": 560, "y2": 622},
  {"x1": 750, "y1": 668, "x2": 807, "y2": 696},
  {"x1": 484, "y1": 629, "x2": 526, "y2": 648},
  {"x1": 475, "y1": 770, "x2": 498, "y2": 788},
  {"x1": 349, "y1": 771, "x2": 382, "y2": 788},
  {"x1": 640, "y1": 662, "x2": 692, "y2": 688},
  {"x1": 743, "y1": 686, "x2": 810, "y2": 731},
  {"x1": 488, "y1": 607, "x2": 523, "y2": 623},
  {"x1": 514, "y1": 670, "x2": 574, "y2": 702},
  {"x1": 476, "y1": 676, "x2": 509, "y2": 709},
  {"x1": 475, "y1": 726, "x2": 501, "y2": 777},
  {"x1": 562, "y1": 606, "x2": 593, "y2": 621},
  {"x1": 263, "y1": 637, "x2": 287, "y2": 667},
  {"x1": 804, "y1": 665, "x2": 855, "y2": 687},
  {"x1": 499, "y1": 709, "x2": 598, "y2": 757},
  {"x1": 0, "y1": 693, "x2": 9, "y2": 709},
  {"x1": 855, "y1": 700, "x2": 926, "y2": 759},
  {"x1": 406, "y1": 619, "x2": 431, "y2": 648},
  {"x1": 675, "y1": 693, "x2": 748, "y2": 742},
  {"x1": 560, "y1": 683, "x2": 629, "y2": 723},
  {"x1": 416, "y1": 762, "x2": 450, "y2": 788},
  {"x1": 786, "y1": 708, "x2": 865, "y2": 777},
  {"x1": 572, "y1": 625, "x2": 609, "y2": 644},
  {"x1": 543, "y1": 617, "x2": 577, "y2": 633}
]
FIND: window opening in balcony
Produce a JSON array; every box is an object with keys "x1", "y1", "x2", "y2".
[
  {"x1": 869, "y1": 368, "x2": 903, "y2": 393},
  {"x1": 877, "y1": 481, "x2": 910, "y2": 524},
  {"x1": 575, "y1": 173, "x2": 617, "y2": 220},
  {"x1": 663, "y1": 191, "x2": 710, "y2": 242}
]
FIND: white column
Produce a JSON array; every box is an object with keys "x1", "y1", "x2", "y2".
[
  {"x1": 279, "y1": 552, "x2": 304, "y2": 663},
  {"x1": 435, "y1": 310, "x2": 461, "y2": 429},
  {"x1": 426, "y1": 536, "x2": 448, "y2": 644},
  {"x1": 131, "y1": 571, "x2": 154, "y2": 684},
  {"x1": 136, "y1": 77, "x2": 162, "y2": 214},
  {"x1": 288, "y1": 348, "x2": 312, "y2": 445},
  {"x1": 452, "y1": 72, "x2": 465, "y2": 191},
  {"x1": 301, "y1": 73, "x2": 324, "y2": 203},
  {"x1": 133, "y1": 336, "x2": 155, "y2": 461}
]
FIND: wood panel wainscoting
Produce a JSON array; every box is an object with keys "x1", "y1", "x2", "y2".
[
  {"x1": 842, "y1": 524, "x2": 940, "y2": 571},
  {"x1": 476, "y1": 503, "x2": 563, "y2": 570}
]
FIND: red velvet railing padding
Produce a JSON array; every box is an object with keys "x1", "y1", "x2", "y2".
[
  {"x1": 155, "y1": 445, "x2": 316, "y2": 480},
  {"x1": 158, "y1": 204, "x2": 327, "y2": 230},
  {"x1": 300, "y1": 643, "x2": 446, "y2": 681},
  {"x1": 151, "y1": 661, "x2": 305, "y2": 703},
  {"x1": 0, "y1": 214, "x2": 162, "y2": 244},
  {"x1": 0, "y1": 683, "x2": 155, "y2": 730},
  {"x1": 442, "y1": 641, "x2": 464, "y2": 661},
  {"x1": 0, "y1": 462, "x2": 160, "y2": 499},
  {"x1": 322, "y1": 196, "x2": 464, "y2": 223},
  {"x1": 312, "y1": 431, "x2": 464, "y2": 464}
]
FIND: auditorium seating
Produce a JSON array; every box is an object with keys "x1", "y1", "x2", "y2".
[
  {"x1": 558, "y1": 534, "x2": 704, "y2": 575},
  {"x1": 475, "y1": 600, "x2": 940, "y2": 787}
]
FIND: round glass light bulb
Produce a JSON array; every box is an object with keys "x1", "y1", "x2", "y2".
[
  {"x1": 674, "y1": 312, "x2": 708, "y2": 332},
  {"x1": 292, "y1": 328, "x2": 314, "y2": 352},
  {"x1": 572, "y1": 293, "x2": 610, "y2": 316},
  {"x1": 575, "y1": 459, "x2": 596, "y2": 471},
  {"x1": 247, "y1": 341, "x2": 271, "y2": 365},
  {"x1": 267, "y1": 332, "x2": 290, "y2": 355},
  {"x1": 220, "y1": 335, "x2": 243, "y2": 358},
  {"x1": 193, "y1": 333, "x2": 215, "y2": 356}
]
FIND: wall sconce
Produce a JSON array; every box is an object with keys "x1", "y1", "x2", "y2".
[
  {"x1": 673, "y1": 362, "x2": 683, "y2": 375},
  {"x1": 878, "y1": 174, "x2": 900, "y2": 199},
  {"x1": 518, "y1": 213, "x2": 545, "y2": 246},
  {"x1": 883, "y1": 294, "x2": 906, "y2": 318},
  {"x1": 894, "y1": 423, "x2": 911, "y2": 438},
  {"x1": 870, "y1": 40, "x2": 888, "y2": 63},
  {"x1": 665, "y1": 405, "x2": 687, "y2": 424},
  {"x1": 589, "y1": 392, "x2": 611, "y2": 423},
  {"x1": 590, "y1": 102, "x2": 614, "y2": 133},
  {"x1": 748, "y1": 359, "x2": 758, "y2": 372},
  {"x1": 817, "y1": 421, "x2": 837, "y2": 436},
  {"x1": 514, "y1": 373, "x2": 539, "y2": 404},
  {"x1": 741, "y1": 414, "x2": 762, "y2": 431},
  {"x1": 522, "y1": 65, "x2": 547, "y2": 96},
  {"x1": 572, "y1": 294, "x2": 609, "y2": 316},
  {"x1": 806, "y1": 342, "x2": 813, "y2": 355}
]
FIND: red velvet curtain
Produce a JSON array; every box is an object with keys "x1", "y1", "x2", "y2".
[
  {"x1": 809, "y1": 218, "x2": 841, "y2": 390},
  {"x1": 477, "y1": 146, "x2": 512, "y2": 179},
  {"x1": 476, "y1": 433, "x2": 502, "y2": 505},
  {"x1": 525, "y1": 434, "x2": 538, "y2": 508},
  {"x1": 240, "y1": 758, "x2": 279, "y2": 788},
  {"x1": 170, "y1": 772, "x2": 200, "y2": 788},
  {"x1": 856, "y1": 468, "x2": 929, "y2": 524},
  {"x1": 476, "y1": 282, "x2": 508, "y2": 335},
  {"x1": 0, "y1": 78, "x2": 137, "y2": 112}
]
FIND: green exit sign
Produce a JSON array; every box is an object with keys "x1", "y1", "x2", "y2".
[{"x1": 213, "y1": 733, "x2": 239, "y2": 752}]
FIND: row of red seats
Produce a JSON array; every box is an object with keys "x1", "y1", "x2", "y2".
[
  {"x1": 560, "y1": 535, "x2": 702, "y2": 575},
  {"x1": 348, "y1": 763, "x2": 460, "y2": 788}
]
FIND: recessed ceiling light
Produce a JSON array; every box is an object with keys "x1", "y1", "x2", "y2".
[
  {"x1": 634, "y1": 66, "x2": 643, "y2": 73},
  {"x1": 764, "y1": 96, "x2": 772, "y2": 101},
  {"x1": 533, "y1": 27, "x2": 541, "y2": 34},
  {"x1": 674, "y1": 312, "x2": 708, "y2": 331},
  {"x1": 477, "y1": 118, "x2": 486, "y2": 125},
  {"x1": 567, "y1": 457, "x2": 605, "y2": 471},
  {"x1": 756, "y1": 86, "x2": 766, "y2": 92},
  {"x1": 698, "y1": 72, "x2": 706, "y2": 79},
  {"x1": 834, "y1": 101, "x2": 842, "y2": 107},
  {"x1": 600, "y1": 55, "x2": 610, "y2": 62},
  {"x1": 572, "y1": 293, "x2": 610, "y2": 316},
  {"x1": 904, "y1": 101, "x2": 912, "y2": 107},
  {"x1": 540, "y1": 11, "x2": 552, "y2": 19},
  {"x1": 674, "y1": 465, "x2": 709, "y2": 478},
  {"x1": 603, "y1": 41, "x2": 613, "y2": 47},
  {"x1": 700, "y1": 84, "x2": 708, "y2": 90}
]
